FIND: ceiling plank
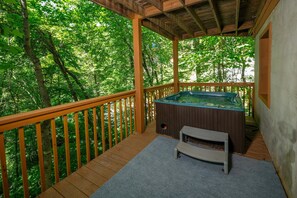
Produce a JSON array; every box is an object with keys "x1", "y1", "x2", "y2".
[
  {"x1": 208, "y1": 0, "x2": 222, "y2": 33},
  {"x1": 178, "y1": 0, "x2": 207, "y2": 34},
  {"x1": 142, "y1": 20, "x2": 175, "y2": 40},
  {"x1": 145, "y1": 0, "x2": 163, "y2": 11},
  {"x1": 142, "y1": 0, "x2": 194, "y2": 36},
  {"x1": 144, "y1": 0, "x2": 206, "y2": 17},
  {"x1": 147, "y1": 18, "x2": 181, "y2": 38},
  {"x1": 112, "y1": 0, "x2": 144, "y2": 15},
  {"x1": 235, "y1": 0, "x2": 240, "y2": 36},
  {"x1": 163, "y1": 12, "x2": 194, "y2": 36},
  {"x1": 91, "y1": 0, "x2": 134, "y2": 19}
]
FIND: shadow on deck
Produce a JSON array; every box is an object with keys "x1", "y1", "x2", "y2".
[{"x1": 39, "y1": 120, "x2": 270, "y2": 197}]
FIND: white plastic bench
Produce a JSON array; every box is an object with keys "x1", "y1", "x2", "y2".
[{"x1": 174, "y1": 126, "x2": 229, "y2": 174}]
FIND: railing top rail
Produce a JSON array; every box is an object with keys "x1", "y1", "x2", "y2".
[
  {"x1": 144, "y1": 83, "x2": 174, "y2": 92},
  {"x1": 0, "y1": 90, "x2": 136, "y2": 132},
  {"x1": 179, "y1": 82, "x2": 254, "y2": 87}
]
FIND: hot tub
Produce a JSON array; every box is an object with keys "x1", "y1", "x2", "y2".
[{"x1": 155, "y1": 91, "x2": 245, "y2": 153}]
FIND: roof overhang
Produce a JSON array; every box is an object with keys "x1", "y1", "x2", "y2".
[{"x1": 91, "y1": 0, "x2": 280, "y2": 40}]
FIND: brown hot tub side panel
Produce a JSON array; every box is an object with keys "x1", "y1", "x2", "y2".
[{"x1": 156, "y1": 103, "x2": 245, "y2": 153}]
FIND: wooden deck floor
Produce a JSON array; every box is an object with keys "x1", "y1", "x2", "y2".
[{"x1": 39, "y1": 120, "x2": 271, "y2": 198}]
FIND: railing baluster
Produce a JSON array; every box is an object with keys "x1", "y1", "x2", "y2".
[
  {"x1": 93, "y1": 108, "x2": 98, "y2": 157},
  {"x1": 74, "y1": 112, "x2": 81, "y2": 168},
  {"x1": 133, "y1": 96, "x2": 136, "y2": 133},
  {"x1": 100, "y1": 105, "x2": 106, "y2": 152},
  {"x1": 150, "y1": 92, "x2": 153, "y2": 121},
  {"x1": 248, "y1": 87, "x2": 252, "y2": 116},
  {"x1": 0, "y1": 133, "x2": 9, "y2": 198},
  {"x1": 153, "y1": 91, "x2": 156, "y2": 119},
  {"x1": 36, "y1": 122, "x2": 46, "y2": 192},
  {"x1": 129, "y1": 97, "x2": 133, "y2": 135},
  {"x1": 18, "y1": 127, "x2": 29, "y2": 198},
  {"x1": 63, "y1": 115, "x2": 71, "y2": 176},
  {"x1": 148, "y1": 92, "x2": 151, "y2": 122},
  {"x1": 108, "y1": 103, "x2": 112, "y2": 148},
  {"x1": 242, "y1": 87, "x2": 246, "y2": 110},
  {"x1": 114, "y1": 101, "x2": 118, "y2": 144},
  {"x1": 50, "y1": 119, "x2": 59, "y2": 183},
  {"x1": 84, "y1": 110, "x2": 90, "y2": 162},
  {"x1": 119, "y1": 100, "x2": 123, "y2": 141},
  {"x1": 119, "y1": 99, "x2": 123, "y2": 141},
  {"x1": 124, "y1": 98, "x2": 128, "y2": 138},
  {"x1": 252, "y1": 85, "x2": 255, "y2": 117}
]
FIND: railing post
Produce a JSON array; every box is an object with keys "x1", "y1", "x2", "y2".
[
  {"x1": 133, "y1": 15, "x2": 145, "y2": 134},
  {"x1": 173, "y1": 37, "x2": 179, "y2": 93}
]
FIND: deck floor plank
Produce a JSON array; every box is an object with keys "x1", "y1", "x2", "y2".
[
  {"x1": 53, "y1": 179, "x2": 88, "y2": 198},
  {"x1": 65, "y1": 173, "x2": 99, "y2": 196},
  {"x1": 39, "y1": 120, "x2": 271, "y2": 197},
  {"x1": 76, "y1": 166, "x2": 107, "y2": 187},
  {"x1": 38, "y1": 187, "x2": 63, "y2": 198},
  {"x1": 86, "y1": 160, "x2": 116, "y2": 179},
  {"x1": 92, "y1": 157, "x2": 124, "y2": 172}
]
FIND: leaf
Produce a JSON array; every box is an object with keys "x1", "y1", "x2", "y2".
[
  {"x1": 12, "y1": 29, "x2": 23, "y2": 38},
  {"x1": 4, "y1": 0, "x2": 17, "y2": 3}
]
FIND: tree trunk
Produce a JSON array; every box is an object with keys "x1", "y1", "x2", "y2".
[
  {"x1": 146, "y1": 48, "x2": 159, "y2": 84},
  {"x1": 38, "y1": 30, "x2": 79, "y2": 101},
  {"x1": 195, "y1": 64, "x2": 201, "y2": 82},
  {"x1": 241, "y1": 58, "x2": 246, "y2": 82},
  {"x1": 142, "y1": 52, "x2": 153, "y2": 86},
  {"x1": 20, "y1": 0, "x2": 52, "y2": 189},
  {"x1": 217, "y1": 63, "x2": 222, "y2": 82}
]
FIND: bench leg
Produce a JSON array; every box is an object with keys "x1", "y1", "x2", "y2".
[
  {"x1": 224, "y1": 139, "x2": 229, "y2": 174},
  {"x1": 174, "y1": 148, "x2": 179, "y2": 159},
  {"x1": 224, "y1": 162, "x2": 228, "y2": 174}
]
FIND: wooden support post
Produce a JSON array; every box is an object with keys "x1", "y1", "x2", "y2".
[
  {"x1": 133, "y1": 15, "x2": 145, "y2": 134},
  {"x1": 173, "y1": 37, "x2": 179, "y2": 93}
]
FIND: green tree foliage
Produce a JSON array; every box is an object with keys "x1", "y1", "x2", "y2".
[
  {"x1": 0, "y1": 0, "x2": 254, "y2": 197},
  {"x1": 179, "y1": 36, "x2": 255, "y2": 83}
]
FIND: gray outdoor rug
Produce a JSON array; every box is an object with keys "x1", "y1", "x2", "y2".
[{"x1": 91, "y1": 136, "x2": 286, "y2": 198}]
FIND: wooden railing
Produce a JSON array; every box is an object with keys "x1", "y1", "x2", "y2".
[
  {"x1": 144, "y1": 83, "x2": 174, "y2": 123},
  {"x1": 0, "y1": 90, "x2": 136, "y2": 197},
  {"x1": 179, "y1": 82, "x2": 255, "y2": 116}
]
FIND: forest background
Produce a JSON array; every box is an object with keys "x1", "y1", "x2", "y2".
[{"x1": 0, "y1": 0, "x2": 254, "y2": 197}]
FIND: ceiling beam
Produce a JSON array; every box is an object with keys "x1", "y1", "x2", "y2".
[
  {"x1": 252, "y1": 0, "x2": 280, "y2": 36},
  {"x1": 134, "y1": 0, "x2": 194, "y2": 37},
  {"x1": 147, "y1": 18, "x2": 181, "y2": 38},
  {"x1": 144, "y1": 0, "x2": 206, "y2": 17},
  {"x1": 112, "y1": 0, "x2": 177, "y2": 39},
  {"x1": 208, "y1": 0, "x2": 221, "y2": 33},
  {"x1": 142, "y1": 20, "x2": 175, "y2": 40},
  {"x1": 182, "y1": 20, "x2": 253, "y2": 39},
  {"x1": 141, "y1": 1, "x2": 195, "y2": 37},
  {"x1": 178, "y1": 0, "x2": 207, "y2": 34},
  {"x1": 235, "y1": 0, "x2": 240, "y2": 36}
]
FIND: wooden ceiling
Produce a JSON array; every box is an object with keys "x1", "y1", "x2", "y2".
[{"x1": 91, "y1": 0, "x2": 267, "y2": 40}]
